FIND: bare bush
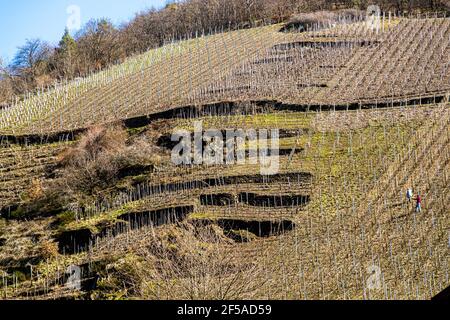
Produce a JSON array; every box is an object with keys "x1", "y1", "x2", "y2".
[
  {"x1": 57, "y1": 125, "x2": 160, "y2": 198},
  {"x1": 56, "y1": 125, "x2": 127, "y2": 196},
  {"x1": 99, "y1": 223, "x2": 265, "y2": 300},
  {"x1": 59, "y1": 125, "x2": 127, "y2": 167}
]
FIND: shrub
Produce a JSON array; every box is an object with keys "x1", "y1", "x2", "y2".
[
  {"x1": 59, "y1": 124, "x2": 127, "y2": 167},
  {"x1": 57, "y1": 124, "x2": 159, "y2": 198},
  {"x1": 57, "y1": 125, "x2": 127, "y2": 196},
  {"x1": 39, "y1": 240, "x2": 59, "y2": 259}
]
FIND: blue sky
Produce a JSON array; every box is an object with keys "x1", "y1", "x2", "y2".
[{"x1": 0, "y1": 0, "x2": 166, "y2": 62}]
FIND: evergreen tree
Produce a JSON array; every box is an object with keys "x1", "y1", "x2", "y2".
[
  {"x1": 59, "y1": 28, "x2": 77, "y2": 53},
  {"x1": 56, "y1": 28, "x2": 78, "y2": 78}
]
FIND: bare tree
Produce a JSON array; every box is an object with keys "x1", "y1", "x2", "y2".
[
  {"x1": 12, "y1": 39, "x2": 52, "y2": 82},
  {"x1": 0, "y1": 59, "x2": 13, "y2": 106},
  {"x1": 76, "y1": 19, "x2": 123, "y2": 73},
  {"x1": 0, "y1": 58, "x2": 27, "y2": 103}
]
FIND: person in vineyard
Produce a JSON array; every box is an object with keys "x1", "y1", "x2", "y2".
[
  {"x1": 415, "y1": 193, "x2": 422, "y2": 213},
  {"x1": 406, "y1": 188, "x2": 413, "y2": 203}
]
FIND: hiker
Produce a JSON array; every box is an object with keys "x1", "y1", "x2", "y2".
[
  {"x1": 406, "y1": 188, "x2": 413, "y2": 202},
  {"x1": 415, "y1": 193, "x2": 422, "y2": 213}
]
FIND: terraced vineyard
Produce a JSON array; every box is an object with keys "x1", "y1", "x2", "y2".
[
  {"x1": 0, "y1": 142, "x2": 70, "y2": 212},
  {"x1": 0, "y1": 14, "x2": 448, "y2": 300}
]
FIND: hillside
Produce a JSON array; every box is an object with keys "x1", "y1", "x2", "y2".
[
  {"x1": 0, "y1": 14, "x2": 448, "y2": 300},
  {"x1": 2, "y1": 16, "x2": 449, "y2": 136}
]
